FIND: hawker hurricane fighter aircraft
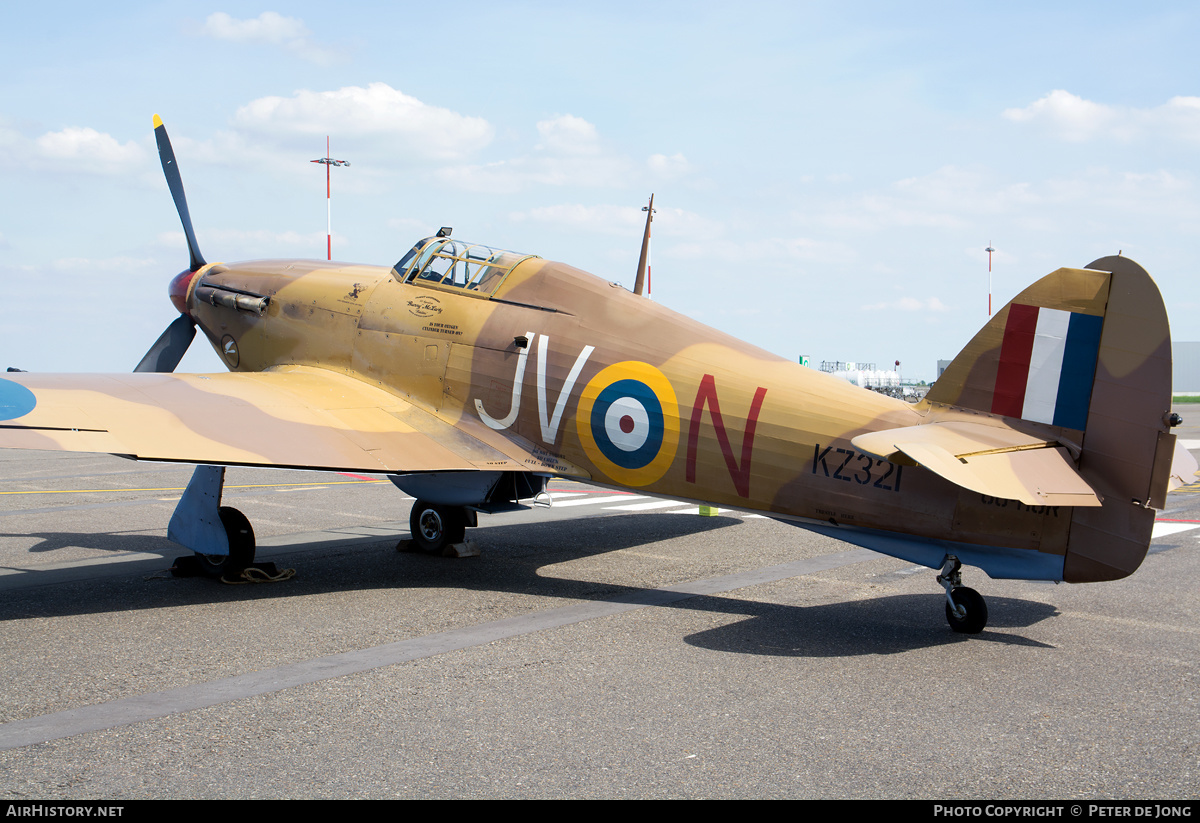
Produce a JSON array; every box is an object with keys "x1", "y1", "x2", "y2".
[{"x1": 0, "y1": 116, "x2": 1192, "y2": 633}]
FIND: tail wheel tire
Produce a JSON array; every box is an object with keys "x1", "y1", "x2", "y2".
[
  {"x1": 945, "y1": 586, "x2": 988, "y2": 634},
  {"x1": 410, "y1": 501, "x2": 467, "y2": 553},
  {"x1": 194, "y1": 506, "x2": 256, "y2": 578}
]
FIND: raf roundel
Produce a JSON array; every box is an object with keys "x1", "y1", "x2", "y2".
[
  {"x1": 576, "y1": 361, "x2": 679, "y2": 486},
  {"x1": 0, "y1": 378, "x2": 37, "y2": 421}
]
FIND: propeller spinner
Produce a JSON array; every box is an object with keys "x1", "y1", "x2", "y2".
[{"x1": 134, "y1": 115, "x2": 201, "y2": 374}]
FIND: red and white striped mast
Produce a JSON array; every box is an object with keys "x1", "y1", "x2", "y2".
[{"x1": 311, "y1": 137, "x2": 350, "y2": 261}]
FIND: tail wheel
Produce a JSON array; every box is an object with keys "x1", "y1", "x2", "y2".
[
  {"x1": 945, "y1": 586, "x2": 988, "y2": 634},
  {"x1": 194, "y1": 506, "x2": 256, "y2": 578},
  {"x1": 409, "y1": 501, "x2": 467, "y2": 553}
]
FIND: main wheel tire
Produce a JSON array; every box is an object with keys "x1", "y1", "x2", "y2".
[
  {"x1": 945, "y1": 586, "x2": 988, "y2": 634},
  {"x1": 409, "y1": 501, "x2": 467, "y2": 553},
  {"x1": 194, "y1": 506, "x2": 256, "y2": 578}
]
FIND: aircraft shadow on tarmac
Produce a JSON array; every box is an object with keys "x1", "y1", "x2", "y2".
[
  {"x1": 0, "y1": 513, "x2": 1059, "y2": 651},
  {"x1": 1, "y1": 529, "x2": 178, "y2": 556},
  {"x1": 0, "y1": 509, "x2": 735, "y2": 563},
  {"x1": 679, "y1": 595, "x2": 1057, "y2": 655}
]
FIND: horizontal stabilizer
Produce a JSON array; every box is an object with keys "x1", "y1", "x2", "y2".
[{"x1": 853, "y1": 421, "x2": 1101, "y2": 507}]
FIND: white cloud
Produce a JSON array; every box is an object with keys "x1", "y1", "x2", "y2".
[
  {"x1": 46, "y1": 255, "x2": 160, "y2": 274},
  {"x1": 159, "y1": 228, "x2": 334, "y2": 259},
  {"x1": 666, "y1": 235, "x2": 855, "y2": 265},
  {"x1": 511, "y1": 203, "x2": 642, "y2": 234},
  {"x1": 651, "y1": 207, "x2": 724, "y2": 238},
  {"x1": 207, "y1": 228, "x2": 330, "y2": 248},
  {"x1": 1002, "y1": 90, "x2": 1119, "y2": 142},
  {"x1": 812, "y1": 166, "x2": 984, "y2": 231},
  {"x1": 30, "y1": 127, "x2": 147, "y2": 175},
  {"x1": 233, "y1": 84, "x2": 493, "y2": 160},
  {"x1": 437, "y1": 115, "x2": 638, "y2": 191},
  {"x1": 839, "y1": 194, "x2": 967, "y2": 230},
  {"x1": 805, "y1": 166, "x2": 1053, "y2": 234},
  {"x1": 648, "y1": 152, "x2": 692, "y2": 179},
  {"x1": 1003, "y1": 90, "x2": 1200, "y2": 143},
  {"x1": 203, "y1": 11, "x2": 307, "y2": 43},
  {"x1": 536, "y1": 115, "x2": 601, "y2": 155},
  {"x1": 1121, "y1": 169, "x2": 1188, "y2": 190},
  {"x1": 510, "y1": 203, "x2": 724, "y2": 239},
  {"x1": 437, "y1": 154, "x2": 635, "y2": 191},
  {"x1": 201, "y1": 12, "x2": 339, "y2": 64}
]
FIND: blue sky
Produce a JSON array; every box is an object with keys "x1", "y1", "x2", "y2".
[{"x1": 4, "y1": 2, "x2": 1199, "y2": 380}]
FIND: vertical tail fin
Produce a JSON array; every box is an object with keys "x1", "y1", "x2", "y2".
[{"x1": 927, "y1": 256, "x2": 1176, "y2": 582}]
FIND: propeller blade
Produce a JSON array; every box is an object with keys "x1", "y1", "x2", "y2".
[
  {"x1": 134, "y1": 314, "x2": 197, "y2": 373},
  {"x1": 153, "y1": 114, "x2": 206, "y2": 272}
]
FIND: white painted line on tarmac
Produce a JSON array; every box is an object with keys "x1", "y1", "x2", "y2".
[
  {"x1": 551, "y1": 494, "x2": 647, "y2": 508},
  {"x1": 606, "y1": 499, "x2": 687, "y2": 511},
  {"x1": 1152, "y1": 521, "x2": 1200, "y2": 539}
]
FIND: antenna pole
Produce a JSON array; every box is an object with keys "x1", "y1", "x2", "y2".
[
  {"x1": 634, "y1": 193, "x2": 656, "y2": 297},
  {"x1": 985, "y1": 242, "x2": 995, "y2": 316}
]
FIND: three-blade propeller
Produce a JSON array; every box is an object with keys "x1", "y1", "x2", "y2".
[{"x1": 134, "y1": 115, "x2": 202, "y2": 374}]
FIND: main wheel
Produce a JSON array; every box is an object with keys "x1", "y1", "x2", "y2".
[
  {"x1": 945, "y1": 586, "x2": 988, "y2": 634},
  {"x1": 409, "y1": 501, "x2": 467, "y2": 553},
  {"x1": 194, "y1": 506, "x2": 256, "y2": 578}
]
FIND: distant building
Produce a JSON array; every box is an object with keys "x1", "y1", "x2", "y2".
[{"x1": 1175, "y1": 342, "x2": 1200, "y2": 393}]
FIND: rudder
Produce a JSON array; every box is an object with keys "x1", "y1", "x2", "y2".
[{"x1": 1064, "y1": 256, "x2": 1173, "y2": 582}]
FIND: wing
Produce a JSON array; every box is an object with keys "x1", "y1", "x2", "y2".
[
  {"x1": 852, "y1": 420, "x2": 1102, "y2": 507},
  {"x1": 0, "y1": 366, "x2": 581, "y2": 476}
]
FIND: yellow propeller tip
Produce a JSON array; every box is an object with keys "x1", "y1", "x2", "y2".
[{"x1": 153, "y1": 114, "x2": 163, "y2": 129}]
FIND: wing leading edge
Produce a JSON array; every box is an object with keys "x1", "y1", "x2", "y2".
[{"x1": 0, "y1": 366, "x2": 566, "y2": 476}]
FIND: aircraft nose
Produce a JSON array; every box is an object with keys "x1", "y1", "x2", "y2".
[{"x1": 169, "y1": 268, "x2": 196, "y2": 316}]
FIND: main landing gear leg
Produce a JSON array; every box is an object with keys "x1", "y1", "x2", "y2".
[
  {"x1": 938, "y1": 555, "x2": 988, "y2": 634},
  {"x1": 167, "y1": 465, "x2": 256, "y2": 578}
]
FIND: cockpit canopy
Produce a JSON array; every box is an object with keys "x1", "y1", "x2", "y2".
[{"x1": 393, "y1": 237, "x2": 537, "y2": 296}]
